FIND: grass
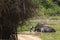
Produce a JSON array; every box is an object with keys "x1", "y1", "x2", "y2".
[
  {"x1": 48, "y1": 21, "x2": 60, "y2": 31},
  {"x1": 35, "y1": 31, "x2": 60, "y2": 40}
]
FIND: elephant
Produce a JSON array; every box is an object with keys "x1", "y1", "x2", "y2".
[
  {"x1": 40, "y1": 27, "x2": 56, "y2": 32},
  {"x1": 34, "y1": 23, "x2": 56, "y2": 32},
  {"x1": 34, "y1": 23, "x2": 45, "y2": 32}
]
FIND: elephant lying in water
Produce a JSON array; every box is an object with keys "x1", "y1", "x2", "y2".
[{"x1": 34, "y1": 23, "x2": 56, "y2": 32}]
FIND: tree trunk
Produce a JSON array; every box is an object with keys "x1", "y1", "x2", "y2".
[{"x1": 0, "y1": 0, "x2": 35, "y2": 40}]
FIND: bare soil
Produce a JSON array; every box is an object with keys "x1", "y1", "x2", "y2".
[{"x1": 18, "y1": 34, "x2": 41, "y2": 40}]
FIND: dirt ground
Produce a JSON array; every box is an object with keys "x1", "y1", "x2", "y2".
[{"x1": 18, "y1": 34, "x2": 41, "y2": 40}]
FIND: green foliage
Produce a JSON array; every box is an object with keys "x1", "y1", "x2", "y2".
[
  {"x1": 34, "y1": 0, "x2": 60, "y2": 16},
  {"x1": 17, "y1": 22, "x2": 35, "y2": 32},
  {"x1": 47, "y1": 8, "x2": 57, "y2": 16}
]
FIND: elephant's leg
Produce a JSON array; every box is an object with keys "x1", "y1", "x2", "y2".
[
  {"x1": 41, "y1": 28, "x2": 44, "y2": 32},
  {"x1": 30, "y1": 28, "x2": 32, "y2": 32},
  {"x1": 34, "y1": 28, "x2": 37, "y2": 32}
]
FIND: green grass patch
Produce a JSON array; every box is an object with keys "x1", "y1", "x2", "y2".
[
  {"x1": 35, "y1": 31, "x2": 60, "y2": 40},
  {"x1": 48, "y1": 21, "x2": 60, "y2": 31}
]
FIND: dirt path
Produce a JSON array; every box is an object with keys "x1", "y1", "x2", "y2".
[{"x1": 18, "y1": 34, "x2": 41, "y2": 40}]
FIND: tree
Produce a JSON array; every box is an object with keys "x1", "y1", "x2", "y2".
[
  {"x1": 34, "y1": 0, "x2": 60, "y2": 16},
  {"x1": 0, "y1": 0, "x2": 35, "y2": 40}
]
